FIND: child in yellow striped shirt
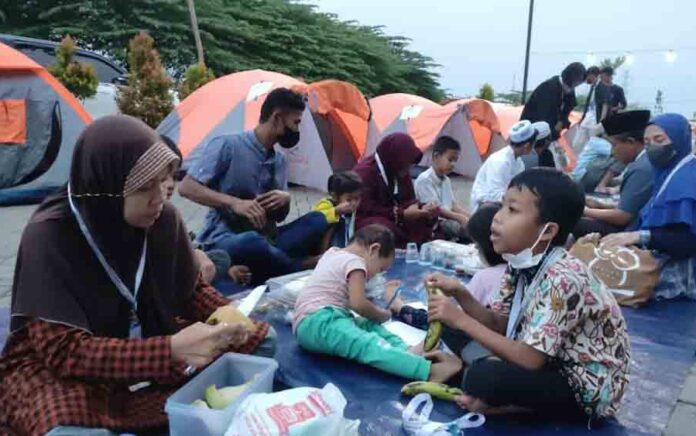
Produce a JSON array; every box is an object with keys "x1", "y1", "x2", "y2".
[{"x1": 313, "y1": 171, "x2": 362, "y2": 251}]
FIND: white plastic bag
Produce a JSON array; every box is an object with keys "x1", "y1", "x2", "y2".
[
  {"x1": 225, "y1": 383, "x2": 360, "y2": 436},
  {"x1": 402, "y1": 393, "x2": 485, "y2": 436}
]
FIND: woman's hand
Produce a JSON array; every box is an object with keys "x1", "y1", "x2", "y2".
[
  {"x1": 422, "y1": 202, "x2": 440, "y2": 219},
  {"x1": 601, "y1": 231, "x2": 640, "y2": 249},
  {"x1": 425, "y1": 273, "x2": 463, "y2": 297},
  {"x1": 171, "y1": 322, "x2": 248, "y2": 368},
  {"x1": 428, "y1": 293, "x2": 464, "y2": 329},
  {"x1": 403, "y1": 203, "x2": 425, "y2": 221}
]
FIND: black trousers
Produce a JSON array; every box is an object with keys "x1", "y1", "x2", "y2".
[{"x1": 462, "y1": 358, "x2": 584, "y2": 417}]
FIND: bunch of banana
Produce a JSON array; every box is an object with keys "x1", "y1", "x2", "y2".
[
  {"x1": 423, "y1": 285, "x2": 444, "y2": 352},
  {"x1": 401, "y1": 381, "x2": 463, "y2": 402}
]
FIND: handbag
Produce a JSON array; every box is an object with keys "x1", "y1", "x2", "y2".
[{"x1": 569, "y1": 233, "x2": 660, "y2": 307}]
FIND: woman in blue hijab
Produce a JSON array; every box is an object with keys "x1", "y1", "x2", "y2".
[{"x1": 603, "y1": 113, "x2": 696, "y2": 299}]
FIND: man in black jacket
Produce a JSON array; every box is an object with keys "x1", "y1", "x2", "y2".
[
  {"x1": 521, "y1": 62, "x2": 587, "y2": 141},
  {"x1": 596, "y1": 66, "x2": 627, "y2": 122}
]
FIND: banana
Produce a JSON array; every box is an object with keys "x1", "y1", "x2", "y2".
[
  {"x1": 204, "y1": 376, "x2": 257, "y2": 409},
  {"x1": 207, "y1": 305, "x2": 256, "y2": 331},
  {"x1": 423, "y1": 285, "x2": 444, "y2": 352},
  {"x1": 401, "y1": 381, "x2": 463, "y2": 401}
]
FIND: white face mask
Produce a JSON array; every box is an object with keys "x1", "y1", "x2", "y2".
[{"x1": 502, "y1": 223, "x2": 551, "y2": 270}]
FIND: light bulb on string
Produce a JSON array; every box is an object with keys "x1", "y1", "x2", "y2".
[
  {"x1": 665, "y1": 49, "x2": 677, "y2": 63},
  {"x1": 624, "y1": 52, "x2": 635, "y2": 66}
]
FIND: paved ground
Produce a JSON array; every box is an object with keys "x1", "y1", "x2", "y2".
[{"x1": 0, "y1": 177, "x2": 694, "y2": 434}]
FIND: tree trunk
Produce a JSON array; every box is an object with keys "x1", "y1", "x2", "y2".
[{"x1": 186, "y1": 0, "x2": 205, "y2": 65}]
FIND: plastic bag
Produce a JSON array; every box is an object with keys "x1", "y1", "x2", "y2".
[
  {"x1": 225, "y1": 383, "x2": 360, "y2": 436},
  {"x1": 365, "y1": 273, "x2": 386, "y2": 300},
  {"x1": 402, "y1": 393, "x2": 485, "y2": 436}
]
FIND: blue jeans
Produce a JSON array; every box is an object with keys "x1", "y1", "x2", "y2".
[{"x1": 209, "y1": 212, "x2": 328, "y2": 284}]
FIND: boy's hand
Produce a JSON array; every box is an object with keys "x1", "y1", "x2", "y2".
[
  {"x1": 385, "y1": 280, "x2": 401, "y2": 295},
  {"x1": 334, "y1": 201, "x2": 354, "y2": 216},
  {"x1": 428, "y1": 293, "x2": 463, "y2": 329},
  {"x1": 425, "y1": 273, "x2": 462, "y2": 297}
]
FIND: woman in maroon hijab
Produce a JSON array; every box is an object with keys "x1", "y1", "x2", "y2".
[
  {"x1": 0, "y1": 115, "x2": 271, "y2": 436},
  {"x1": 354, "y1": 133, "x2": 438, "y2": 247}
]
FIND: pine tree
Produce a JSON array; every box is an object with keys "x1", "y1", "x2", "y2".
[
  {"x1": 48, "y1": 35, "x2": 98, "y2": 100},
  {"x1": 117, "y1": 32, "x2": 174, "y2": 128},
  {"x1": 178, "y1": 63, "x2": 215, "y2": 100},
  {"x1": 3, "y1": 0, "x2": 445, "y2": 101},
  {"x1": 477, "y1": 83, "x2": 495, "y2": 102}
]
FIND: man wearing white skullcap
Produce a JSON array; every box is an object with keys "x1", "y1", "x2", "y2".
[
  {"x1": 521, "y1": 121, "x2": 555, "y2": 170},
  {"x1": 470, "y1": 120, "x2": 537, "y2": 213}
]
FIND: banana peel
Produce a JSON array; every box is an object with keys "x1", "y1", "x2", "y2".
[
  {"x1": 204, "y1": 376, "x2": 257, "y2": 410},
  {"x1": 206, "y1": 305, "x2": 256, "y2": 332},
  {"x1": 191, "y1": 399, "x2": 210, "y2": 409},
  {"x1": 401, "y1": 381, "x2": 463, "y2": 402},
  {"x1": 424, "y1": 286, "x2": 444, "y2": 352}
]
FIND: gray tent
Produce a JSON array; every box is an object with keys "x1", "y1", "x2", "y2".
[{"x1": 0, "y1": 43, "x2": 91, "y2": 205}]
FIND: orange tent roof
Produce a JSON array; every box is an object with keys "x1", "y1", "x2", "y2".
[
  {"x1": 0, "y1": 43, "x2": 45, "y2": 72},
  {"x1": 370, "y1": 93, "x2": 441, "y2": 132},
  {"x1": 293, "y1": 80, "x2": 371, "y2": 158},
  {"x1": 444, "y1": 98, "x2": 502, "y2": 156},
  {"x1": 0, "y1": 42, "x2": 91, "y2": 124},
  {"x1": 490, "y1": 103, "x2": 524, "y2": 139},
  {"x1": 446, "y1": 99, "x2": 500, "y2": 133},
  {"x1": 296, "y1": 80, "x2": 370, "y2": 120}
]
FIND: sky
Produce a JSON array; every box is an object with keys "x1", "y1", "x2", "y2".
[{"x1": 310, "y1": 0, "x2": 696, "y2": 118}]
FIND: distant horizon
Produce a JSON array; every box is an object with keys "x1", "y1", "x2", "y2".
[{"x1": 311, "y1": 0, "x2": 696, "y2": 119}]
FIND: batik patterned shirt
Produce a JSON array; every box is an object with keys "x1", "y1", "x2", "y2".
[{"x1": 490, "y1": 252, "x2": 631, "y2": 418}]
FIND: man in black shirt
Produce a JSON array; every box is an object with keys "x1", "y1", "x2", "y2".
[
  {"x1": 595, "y1": 66, "x2": 627, "y2": 122},
  {"x1": 521, "y1": 62, "x2": 587, "y2": 141}
]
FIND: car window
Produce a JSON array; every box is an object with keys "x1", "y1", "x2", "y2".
[{"x1": 13, "y1": 44, "x2": 124, "y2": 84}]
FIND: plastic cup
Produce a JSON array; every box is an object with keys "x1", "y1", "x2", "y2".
[{"x1": 406, "y1": 242, "x2": 419, "y2": 263}]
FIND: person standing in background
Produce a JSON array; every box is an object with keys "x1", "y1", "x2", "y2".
[
  {"x1": 596, "y1": 66, "x2": 627, "y2": 122},
  {"x1": 521, "y1": 62, "x2": 587, "y2": 141},
  {"x1": 572, "y1": 66, "x2": 602, "y2": 152}
]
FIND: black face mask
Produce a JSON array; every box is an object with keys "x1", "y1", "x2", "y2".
[
  {"x1": 278, "y1": 126, "x2": 300, "y2": 149},
  {"x1": 647, "y1": 143, "x2": 676, "y2": 168}
]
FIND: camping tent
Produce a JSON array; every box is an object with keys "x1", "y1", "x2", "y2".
[
  {"x1": 292, "y1": 80, "x2": 371, "y2": 182},
  {"x1": 157, "y1": 70, "x2": 371, "y2": 192},
  {"x1": 367, "y1": 94, "x2": 501, "y2": 178},
  {"x1": 0, "y1": 43, "x2": 92, "y2": 205}
]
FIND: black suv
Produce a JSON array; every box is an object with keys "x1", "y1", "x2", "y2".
[{"x1": 0, "y1": 33, "x2": 127, "y2": 84}]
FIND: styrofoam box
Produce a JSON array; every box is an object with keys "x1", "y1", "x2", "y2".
[{"x1": 166, "y1": 353, "x2": 278, "y2": 436}]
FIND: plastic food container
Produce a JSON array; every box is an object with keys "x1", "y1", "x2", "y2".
[{"x1": 166, "y1": 352, "x2": 278, "y2": 436}]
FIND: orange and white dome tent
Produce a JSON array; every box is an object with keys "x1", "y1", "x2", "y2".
[
  {"x1": 0, "y1": 43, "x2": 92, "y2": 205},
  {"x1": 366, "y1": 93, "x2": 501, "y2": 178},
  {"x1": 157, "y1": 70, "x2": 371, "y2": 191}
]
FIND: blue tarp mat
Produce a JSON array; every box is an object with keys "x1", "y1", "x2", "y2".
[
  {"x1": 1, "y1": 259, "x2": 694, "y2": 435},
  {"x1": 258, "y1": 260, "x2": 696, "y2": 435}
]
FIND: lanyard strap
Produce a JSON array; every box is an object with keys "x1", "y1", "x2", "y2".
[
  {"x1": 506, "y1": 248, "x2": 566, "y2": 339},
  {"x1": 67, "y1": 183, "x2": 147, "y2": 313},
  {"x1": 655, "y1": 154, "x2": 695, "y2": 200},
  {"x1": 375, "y1": 153, "x2": 398, "y2": 197}
]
